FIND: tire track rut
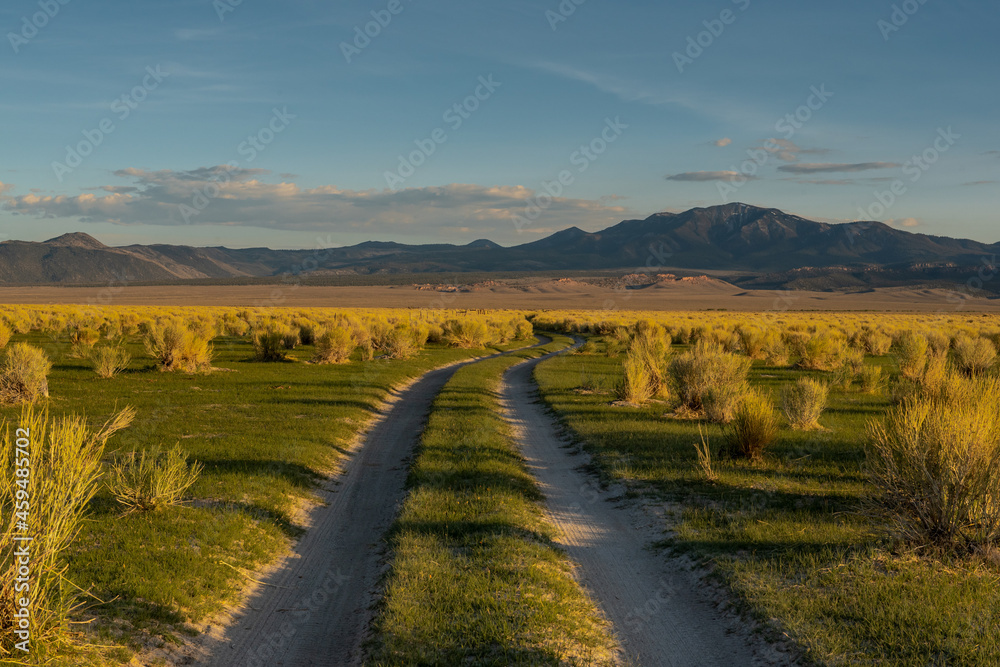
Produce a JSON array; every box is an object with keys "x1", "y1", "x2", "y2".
[
  {"x1": 203, "y1": 338, "x2": 550, "y2": 667},
  {"x1": 501, "y1": 351, "x2": 770, "y2": 667}
]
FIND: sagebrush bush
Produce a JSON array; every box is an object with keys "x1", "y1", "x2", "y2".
[
  {"x1": 0, "y1": 324, "x2": 11, "y2": 350},
  {"x1": 281, "y1": 329, "x2": 300, "y2": 350},
  {"x1": 252, "y1": 328, "x2": 288, "y2": 362},
  {"x1": 89, "y1": 344, "x2": 131, "y2": 379},
  {"x1": 925, "y1": 330, "x2": 950, "y2": 356},
  {"x1": 896, "y1": 331, "x2": 929, "y2": 382},
  {"x1": 760, "y1": 329, "x2": 789, "y2": 366},
  {"x1": 670, "y1": 341, "x2": 751, "y2": 418},
  {"x1": 603, "y1": 327, "x2": 632, "y2": 358},
  {"x1": 833, "y1": 348, "x2": 865, "y2": 390},
  {"x1": 144, "y1": 320, "x2": 214, "y2": 372},
  {"x1": 443, "y1": 319, "x2": 491, "y2": 349},
  {"x1": 953, "y1": 334, "x2": 996, "y2": 376},
  {"x1": 859, "y1": 328, "x2": 893, "y2": 356},
  {"x1": 67, "y1": 327, "x2": 100, "y2": 359},
  {"x1": 313, "y1": 328, "x2": 355, "y2": 364},
  {"x1": 0, "y1": 343, "x2": 51, "y2": 404},
  {"x1": 0, "y1": 406, "x2": 133, "y2": 658},
  {"x1": 866, "y1": 373, "x2": 1000, "y2": 553},
  {"x1": 725, "y1": 389, "x2": 780, "y2": 460},
  {"x1": 703, "y1": 382, "x2": 746, "y2": 424},
  {"x1": 514, "y1": 319, "x2": 534, "y2": 341},
  {"x1": 782, "y1": 377, "x2": 828, "y2": 430},
  {"x1": 736, "y1": 325, "x2": 766, "y2": 360},
  {"x1": 860, "y1": 365, "x2": 885, "y2": 394},
  {"x1": 796, "y1": 333, "x2": 847, "y2": 371},
  {"x1": 377, "y1": 323, "x2": 425, "y2": 359},
  {"x1": 298, "y1": 323, "x2": 316, "y2": 346},
  {"x1": 108, "y1": 444, "x2": 203, "y2": 514}
]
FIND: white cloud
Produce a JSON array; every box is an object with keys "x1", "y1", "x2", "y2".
[{"x1": 1, "y1": 167, "x2": 630, "y2": 242}]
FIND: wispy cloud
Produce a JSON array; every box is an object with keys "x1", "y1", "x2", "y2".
[
  {"x1": 527, "y1": 62, "x2": 773, "y2": 126},
  {"x1": 964, "y1": 180, "x2": 997, "y2": 186},
  {"x1": 778, "y1": 162, "x2": 900, "y2": 174},
  {"x1": 713, "y1": 137, "x2": 732, "y2": 147},
  {"x1": 665, "y1": 171, "x2": 753, "y2": 182}
]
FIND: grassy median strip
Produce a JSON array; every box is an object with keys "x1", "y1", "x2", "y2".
[
  {"x1": 368, "y1": 335, "x2": 618, "y2": 666},
  {"x1": 0, "y1": 332, "x2": 531, "y2": 663},
  {"x1": 534, "y1": 340, "x2": 1000, "y2": 666}
]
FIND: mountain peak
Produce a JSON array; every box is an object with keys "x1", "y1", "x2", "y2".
[
  {"x1": 43, "y1": 232, "x2": 107, "y2": 249},
  {"x1": 466, "y1": 239, "x2": 502, "y2": 249}
]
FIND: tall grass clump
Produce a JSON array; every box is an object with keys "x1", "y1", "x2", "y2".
[
  {"x1": 782, "y1": 377, "x2": 828, "y2": 430},
  {"x1": 0, "y1": 343, "x2": 51, "y2": 404},
  {"x1": 88, "y1": 344, "x2": 131, "y2": 379},
  {"x1": 0, "y1": 406, "x2": 134, "y2": 659},
  {"x1": 144, "y1": 320, "x2": 214, "y2": 372},
  {"x1": 670, "y1": 341, "x2": 751, "y2": 421},
  {"x1": 953, "y1": 334, "x2": 997, "y2": 376},
  {"x1": 108, "y1": 444, "x2": 203, "y2": 514},
  {"x1": 866, "y1": 373, "x2": 1000, "y2": 553},
  {"x1": 725, "y1": 390, "x2": 780, "y2": 460},
  {"x1": 312, "y1": 327, "x2": 356, "y2": 364},
  {"x1": 615, "y1": 352, "x2": 654, "y2": 405},
  {"x1": 614, "y1": 329, "x2": 671, "y2": 405}
]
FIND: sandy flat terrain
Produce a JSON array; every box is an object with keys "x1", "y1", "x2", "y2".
[{"x1": 0, "y1": 280, "x2": 996, "y2": 312}]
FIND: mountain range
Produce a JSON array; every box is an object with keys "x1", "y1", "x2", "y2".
[{"x1": 2, "y1": 204, "x2": 996, "y2": 292}]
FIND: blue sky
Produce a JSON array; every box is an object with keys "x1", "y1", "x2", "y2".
[{"x1": 1, "y1": 0, "x2": 997, "y2": 249}]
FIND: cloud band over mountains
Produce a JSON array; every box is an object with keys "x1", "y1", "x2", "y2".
[{"x1": 0, "y1": 167, "x2": 629, "y2": 239}]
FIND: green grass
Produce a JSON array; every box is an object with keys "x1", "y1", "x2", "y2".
[
  {"x1": 0, "y1": 332, "x2": 532, "y2": 662},
  {"x1": 534, "y1": 341, "x2": 1000, "y2": 666},
  {"x1": 368, "y1": 335, "x2": 618, "y2": 666}
]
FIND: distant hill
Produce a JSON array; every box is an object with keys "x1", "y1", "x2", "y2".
[{"x1": 1, "y1": 204, "x2": 996, "y2": 291}]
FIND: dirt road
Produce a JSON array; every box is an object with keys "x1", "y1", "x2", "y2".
[
  {"x1": 501, "y1": 353, "x2": 770, "y2": 666},
  {"x1": 203, "y1": 341, "x2": 549, "y2": 667}
]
